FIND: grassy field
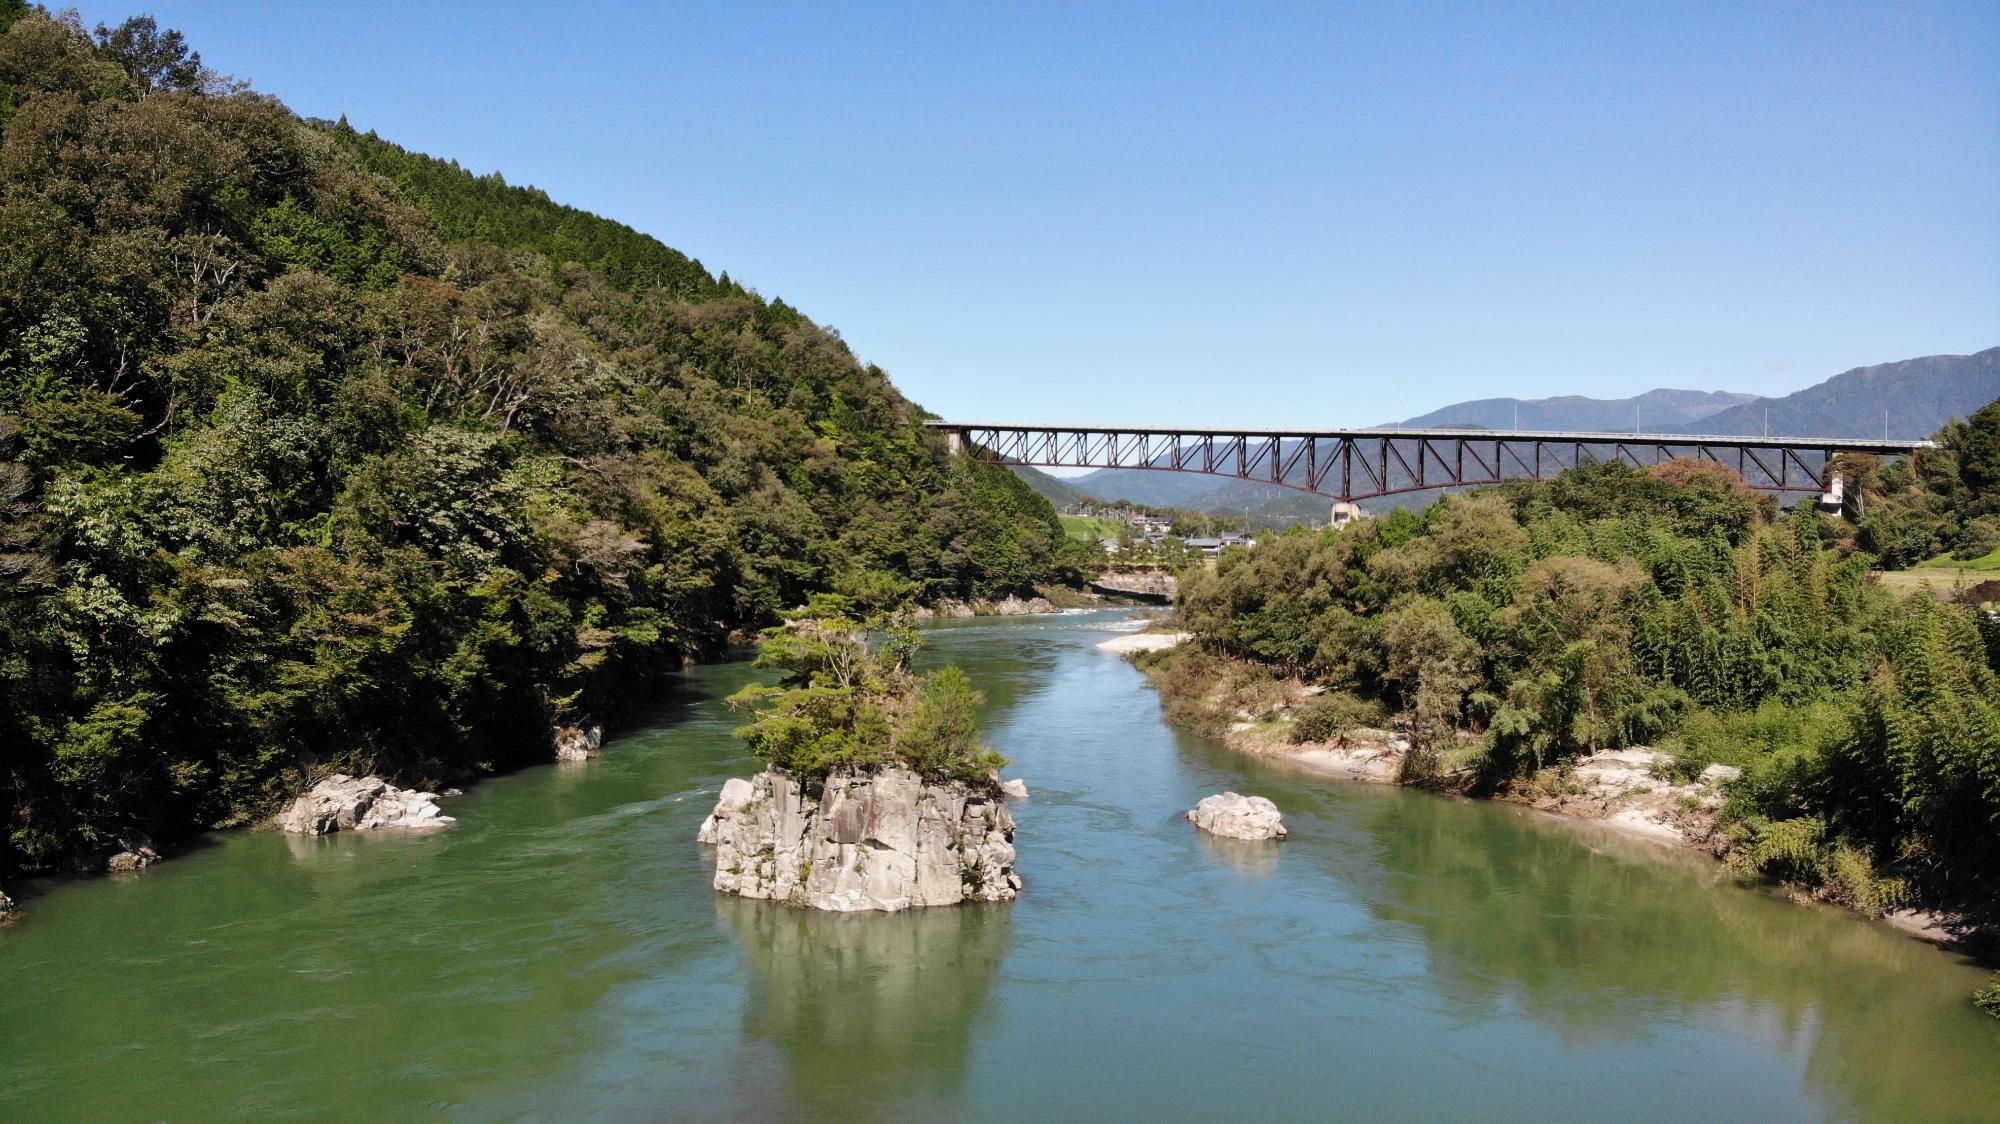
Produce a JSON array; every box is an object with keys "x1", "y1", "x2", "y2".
[
  {"x1": 1878, "y1": 547, "x2": 2000, "y2": 602},
  {"x1": 1059, "y1": 514, "x2": 1127, "y2": 542},
  {"x1": 1916, "y1": 545, "x2": 2000, "y2": 571}
]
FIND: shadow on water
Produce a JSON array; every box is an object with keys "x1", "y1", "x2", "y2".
[{"x1": 717, "y1": 897, "x2": 1013, "y2": 1117}]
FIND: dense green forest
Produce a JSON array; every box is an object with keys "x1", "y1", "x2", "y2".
[
  {"x1": 0, "y1": 6, "x2": 1075, "y2": 883},
  {"x1": 1171, "y1": 403, "x2": 2000, "y2": 913}
]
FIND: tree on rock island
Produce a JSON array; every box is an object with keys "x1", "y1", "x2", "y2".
[{"x1": 726, "y1": 595, "x2": 1005, "y2": 785}]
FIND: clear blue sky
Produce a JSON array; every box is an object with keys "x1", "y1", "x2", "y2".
[{"x1": 77, "y1": 1, "x2": 2000, "y2": 427}]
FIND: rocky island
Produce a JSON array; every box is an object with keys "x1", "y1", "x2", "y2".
[
  {"x1": 700, "y1": 598, "x2": 1021, "y2": 912},
  {"x1": 699, "y1": 766, "x2": 1019, "y2": 911}
]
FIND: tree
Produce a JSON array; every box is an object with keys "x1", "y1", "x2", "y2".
[
  {"x1": 93, "y1": 16, "x2": 202, "y2": 91},
  {"x1": 1381, "y1": 596, "x2": 1478, "y2": 778}
]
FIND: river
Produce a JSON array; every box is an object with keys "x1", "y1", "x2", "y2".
[{"x1": 2, "y1": 609, "x2": 1997, "y2": 1121}]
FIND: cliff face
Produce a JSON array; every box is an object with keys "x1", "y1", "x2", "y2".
[{"x1": 699, "y1": 768, "x2": 1020, "y2": 912}]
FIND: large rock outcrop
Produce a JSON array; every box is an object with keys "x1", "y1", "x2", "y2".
[
  {"x1": 699, "y1": 767, "x2": 1020, "y2": 912},
  {"x1": 982, "y1": 594, "x2": 1057, "y2": 616},
  {"x1": 554, "y1": 723, "x2": 604, "y2": 762},
  {"x1": 1092, "y1": 570, "x2": 1178, "y2": 603},
  {"x1": 278, "y1": 774, "x2": 455, "y2": 835},
  {"x1": 1188, "y1": 792, "x2": 1287, "y2": 840}
]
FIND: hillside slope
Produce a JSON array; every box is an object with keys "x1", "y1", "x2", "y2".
[
  {"x1": 1673, "y1": 348, "x2": 2000, "y2": 439},
  {"x1": 0, "y1": 7, "x2": 1073, "y2": 880}
]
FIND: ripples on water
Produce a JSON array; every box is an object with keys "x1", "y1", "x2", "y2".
[{"x1": 1, "y1": 609, "x2": 1996, "y2": 1121}]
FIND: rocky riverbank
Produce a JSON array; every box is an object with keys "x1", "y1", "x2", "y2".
[
  {"x1": 698, "y1": 766, "x2": 1021, "y2": 912},
  {"x1": 278, "y1": 775, "x2": 456, "y2": 835},
  {"x1": 914, "y1": 593, "x2": 1060, "y2": 619},
  {"x1": 1117, "y1": 642, "x2": 1997, "y2": 957}
]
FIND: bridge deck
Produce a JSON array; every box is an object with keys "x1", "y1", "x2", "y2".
[
  {"x1": 925, "y1": 421, "x2": 1932, "y2": 503},
  {"x1": 924, "y1": 421, "x2": 1931, "y2": 453}
]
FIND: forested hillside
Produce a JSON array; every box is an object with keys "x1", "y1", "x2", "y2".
[{"x1": 0, "y1": 6, "x2": 1073, "y2": 880}]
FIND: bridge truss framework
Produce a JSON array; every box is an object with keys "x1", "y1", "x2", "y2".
[{"x1": 929, "y1": 422, "x2": 1931, "y2": 503}]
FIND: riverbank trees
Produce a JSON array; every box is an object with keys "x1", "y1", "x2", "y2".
[
  {"x1": 1176, "y1": 404, "x2": 2000, "y2": 914},
  {"x1": 0, "y1": 8, "x2": 1072, "y2": 881}
]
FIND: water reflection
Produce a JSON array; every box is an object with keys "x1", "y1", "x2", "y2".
[
  {"x1": 1357, "y1": 794, "x2": 2000, "y2": 1120},
  {"x1": 1194, "y1": 833, "x2": 1284, "y2": 878},
  {"x1": 717, "y1": 897, "x2": 1013, "y2": 1113}
]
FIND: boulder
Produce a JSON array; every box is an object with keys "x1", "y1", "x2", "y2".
[
  {"x1": 279, "y1": 774, "x2": 455, "y2": 835},
  {"x1": 1188, "y1": 792, "x2": 1287, "y2": 841},
  {"x1": 1698, "y1": 763, "x2": 1744, "y2": 785},
  {"x1": 999, "y1": 778, "x2": 1030, "y2": 799},
  {"x1": 912, "y1": 599, "x2": 976, "y2": 620},
  {"x1": 701, "y1": 766, "x2": 1020, "y2": 912},
  {"x1": 0, "y1": 889, "x2": 14, "y2": 921},
  {"x1": 106, "y1": 838, "x2": 160, "y2": 873},
  {"x1": 554, "y1": 723, "x2": 604, "y2": 762}
]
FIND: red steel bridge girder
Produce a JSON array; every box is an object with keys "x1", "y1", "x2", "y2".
[{"x1": 927, "y1": 423, "x2": 1932, "y2": 503}]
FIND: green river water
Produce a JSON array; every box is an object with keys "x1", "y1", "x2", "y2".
[{"x1": 3, "y1": 609, "x2": 1997, "y2": 1121}]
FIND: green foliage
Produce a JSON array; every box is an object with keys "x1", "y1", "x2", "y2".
[
  {"x1": 1976, "y1": 973, "x2": 2000, "y2": 1019},
  {"x1": 1176, "y1": 411, "x2": 2000, "y2": 900},
  {"x1": 728, "y1": 608, "x2": 1003, "y2": 784},
  {"x1": 0, "y1": 10, "x2": 1066, "y2": 880},
  {"x1": 1857, "y1": 400, "x2": 2000, "y2": 567},
  {"x1": 896, "y1": 666, "x2": 1006, "y2": 783},
  {"x1": 1287, "y1": 690, "x2": 1386, "y2": 744}
]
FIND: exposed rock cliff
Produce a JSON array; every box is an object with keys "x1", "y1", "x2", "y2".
[
  {"x1": 1092, "y1": 571, "x2": 1179, "y2": 603},
  {"x1": 1188, "y1": 792, "x2": 1287, "y2": 840},
  {"x1": 699, "y1": 767, "x2": 1020, "y2": 911},
  {"x1": 279, "y1": 774, "x2": 456, "y2": 835}
]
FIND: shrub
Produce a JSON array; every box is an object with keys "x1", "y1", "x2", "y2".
[
  {"x1": 1976, "y1": 973, "x2": 2000, "y2": 1019},
  {"x1": 896, "y1": 666, "x2": 1006, "y2": 783},
  {"x1": 1288, "y1": 691, "x2": 1387, "y2": 744}
]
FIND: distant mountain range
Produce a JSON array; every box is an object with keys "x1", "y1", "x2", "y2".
[
  {"x1": 1402, "y1": 388, "x2": 1759, "y2": 432},
  {"x1": 1666, "y1": 347, "x2": 1999, "y2": 440},
  {"x1": 1023, "y1": 347, "x2": 2000, "y2": 519}
]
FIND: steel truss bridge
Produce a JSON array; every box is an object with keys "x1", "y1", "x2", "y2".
[{"x1": 928, "y1": 422, "x2": 1932, "y2": 504}]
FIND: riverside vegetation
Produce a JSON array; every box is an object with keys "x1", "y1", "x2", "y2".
[
  {"x1": 0, "y1": 6, "x2": 1089, "y2": 893},
  {"x1": 1149, "y1": 402, "x2": 2000, "y2": 1011}
]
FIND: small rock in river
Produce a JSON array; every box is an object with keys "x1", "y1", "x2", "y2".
[
  {"x1": 1188, "y1": 792, "x2": 1287, "y2": 841},
  {"x1": 105, "y1": 836, "x2": 160, "y2": 872},
  {"x1": 1000, "y1": 778, "x2": 1029, "y2": 799}
]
